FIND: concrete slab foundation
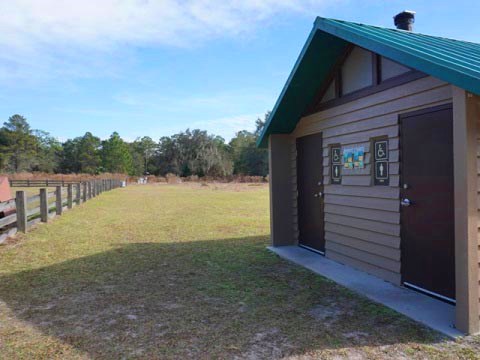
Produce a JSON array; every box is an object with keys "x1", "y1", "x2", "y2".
[{"x1": 268, "y1": 245, "x2": 463, "y2": 338}]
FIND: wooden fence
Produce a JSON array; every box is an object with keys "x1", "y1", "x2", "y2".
[{"x1": 0, "y1": 179, "x2": 123, "y2": 242}]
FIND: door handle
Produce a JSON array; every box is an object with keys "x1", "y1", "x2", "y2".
[
  {"x1": 401, "y1": 198, "x2": 411, "y2": 207},
  {"x1": 314, "y1": 192, "x2": 323, "y2": 198}
]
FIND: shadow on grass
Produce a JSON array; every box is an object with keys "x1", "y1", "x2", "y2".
[{"x1": 0, "y1": 236, "x2": 443, "y2": 359}]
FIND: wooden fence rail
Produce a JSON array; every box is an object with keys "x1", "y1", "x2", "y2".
[
  {"x1": 9, "y1": 179, "x2": 81, "y2": 187},
  {"x1": 0, "y1": 179, "x2": 124, "y2": 243}
]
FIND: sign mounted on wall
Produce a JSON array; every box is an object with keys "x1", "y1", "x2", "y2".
[
  {"x1": 343, "y1": 147, "x2": 364, "y2": 170},
  {"x1": 353, "y1": 147, "x2": 365, "y2": 169},
  {"x1": 331, "y1": 146, "x2": 342, "y2": 184},
  {"x1": 332, "y1": 147, "x2": 341, "y2": 164},
  {"x1": 374, "y1": 139, "x2": 389, "y2": 185},
  {"x1": 375, "y1": 161, "x2": 389, "y2": 180},
  {"x1": 343, "y1": 148, "x2": 354, "y2": 169},
  {"x1": 375, "y1": 140, "x2": 388, "y2": 161}
]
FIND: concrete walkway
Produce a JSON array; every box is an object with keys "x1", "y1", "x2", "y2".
[{"x1": 268, "y1": 245, "x2": 462, "y2": 338}]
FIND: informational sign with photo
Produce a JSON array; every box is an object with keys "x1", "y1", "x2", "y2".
[
  {"x1": 353, "y1": 147, "x2": 365, "y2": 169},
  {"x1": 343, "y1": 147, "x2": 364, "y2": 169},
  {"x1": 343, "y1": 148, "x2": 354, "y2": 169}
]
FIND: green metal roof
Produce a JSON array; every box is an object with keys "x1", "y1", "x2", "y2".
[{"x1": 258, "y1": 17, "x2": 480, "y2": 147}]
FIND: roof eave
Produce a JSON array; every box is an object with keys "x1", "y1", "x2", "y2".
[{"x1": 257, "y1": 16, "x2": 480, "y2": 148}]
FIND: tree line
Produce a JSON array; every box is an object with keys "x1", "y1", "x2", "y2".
[{"x1": 0, "y1": 114, "x2": 269, "y2": 177}]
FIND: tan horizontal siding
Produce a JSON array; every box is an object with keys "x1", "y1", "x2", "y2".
[
  {"x1": 325, "y1": 194, "x2": 399, "y2": 212},
  {"x1": 327, "y1": 249, "x2": 401, "y2": 285},
  {"x1": 324, "y1": 203, "x2": 400, "y2": 224},
  {"x1": 309, "y1": 76, "x2": 447, "y2": 121},
  {"x1": 326, "y1": 231, "x2": 401, "y2": 260},
  {"x1": 291, "y1": 75, "x2": 452, "y2": 284},
  {"x1": 323, "y1": 125, "x2": 399, "y2": 147},
  {"x1": 326, "y1": 241, "x2": 401, "y2": 272},
  {"x1": 325, "y1": 222, "x2": 400, "y2": 248},
  {"x1": 322, "y1": 114, "x2": 398, "y2": 139},
  {"x1": 325, "y1": 213, "x2": 400, "y2": 236},
  {"x1": 324, "y1": 185, "x2": 400, "y2": 199},
  {"x1": 340, "y1": 175, "x2": 371, "y2": 186},
  {"x1": 298, "y1": 81, "x2": 451, "y2": 135}
]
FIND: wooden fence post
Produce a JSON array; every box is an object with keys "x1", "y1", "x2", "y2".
[
  {"x1": 87, "y1": 181, "x2": 92, "y2": 199},
  {"x1": 92, "y1": 181, "x2": 96, "y2": 198},
  {"x1": 15, "y1": 190, "x2": 27, "y2": 233},
  {"x1": 83, "y1": 182, "x2": 87, "y2": 202},
  {"x1": 76, "y1": 183, "x2": 81, "y2": 205},
  {"x1": 40, "y1": 188, "x2": 48, "y2": 223},
  {"x1": 67, "y1": 184, "x2": 73, "y2": 209},
  {"x1": 55, "y1": 186, "x2": 62, "y2": 215}
]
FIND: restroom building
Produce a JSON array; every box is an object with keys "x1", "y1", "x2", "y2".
[{"x1": 258, "y1": 12, "x2": 480, "y2": 334}]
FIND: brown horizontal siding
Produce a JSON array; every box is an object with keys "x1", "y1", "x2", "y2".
[
  {"x1": 291, "y1": 75, "x2": 452, "y2": 284},
  {"x1": 291, "y1": 139, "x2": 299, "y2": 244}
]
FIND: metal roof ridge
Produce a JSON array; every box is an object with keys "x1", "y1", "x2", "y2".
[{"x1": 315, "y1": 17, "x2": 480, "y2": 46}]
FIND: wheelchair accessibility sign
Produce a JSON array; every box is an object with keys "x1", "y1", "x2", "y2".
[
  {"x1": 375, "y1": 140, "x2": 388, "y2": 161},
  {"x1": 332, "y1": 147, "x2": 341, "y2": 164}
]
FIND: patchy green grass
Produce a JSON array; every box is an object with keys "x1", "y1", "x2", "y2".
[{"x1": 0, "y1": 183, "x2": 479, "y2": 359}]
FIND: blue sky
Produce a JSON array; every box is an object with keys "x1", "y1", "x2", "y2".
[{"x1": 1, "y1": 0, "x2": 479, "y2": 142}]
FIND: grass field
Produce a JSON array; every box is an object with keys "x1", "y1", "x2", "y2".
[{"x1": 0, "y1": 183, "x2": 479, "y2": 359}]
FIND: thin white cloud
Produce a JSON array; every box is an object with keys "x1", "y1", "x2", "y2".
[
  {"x1": 112, "y1": 89, "x2": 274, "y2": 112},
  {"x1": 0, "y1": 0, "x2": 335, "y2": 82},
  {"x1": 191, "y1": 113, "x2": 264, "y2": 140},
  {"x1": 1, "y1": 1, "x2": 315, "y2": 48}
]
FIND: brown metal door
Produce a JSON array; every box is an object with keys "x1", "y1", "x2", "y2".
[
  {"x1": 296, "y1": 133, "x2": 325, "y2": 253},
  {"x1": 400, "y1": 104, "x2": 455, "y2": 301}
]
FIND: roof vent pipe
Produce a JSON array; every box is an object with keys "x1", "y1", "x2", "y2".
[{"x1": 394, "y1": 10, "x2": 415, "y2": 31}]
